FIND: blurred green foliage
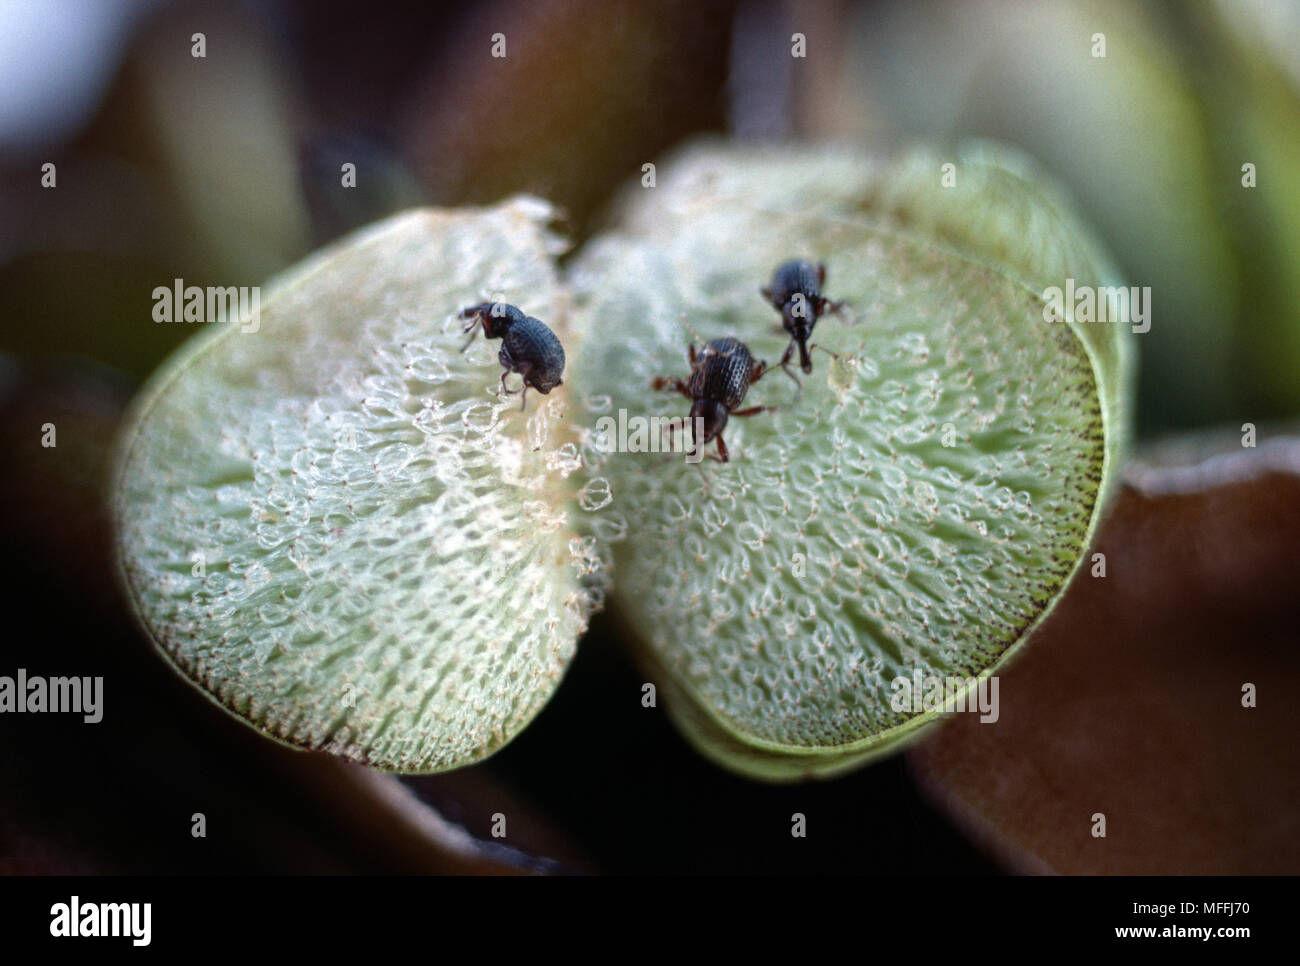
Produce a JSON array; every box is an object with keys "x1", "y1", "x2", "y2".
[{"x1": 1, "y1": 0, "x2": 1295, "y2": 432}]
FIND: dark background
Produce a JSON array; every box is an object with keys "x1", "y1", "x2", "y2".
[{"x1": 1, "y1": 0, "x2": 1297, "y2": 873}]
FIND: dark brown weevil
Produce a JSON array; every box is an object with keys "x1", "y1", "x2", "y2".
[{"x1": 651, "y1": 337, "x2": 775, "y2": 463}]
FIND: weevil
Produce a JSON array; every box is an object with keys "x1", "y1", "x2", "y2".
[
  {"x1": 458, "y1": 302, "x2": 565, "y2": 410},
  {"x1": 651, "y1": 337, "x2": 775, "y2": 463},
  {"x1": 761, "y1": 259, "x2": 844, "y2": 381}
]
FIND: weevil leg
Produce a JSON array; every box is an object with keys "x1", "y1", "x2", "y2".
[
  {"x1": 650, "y1": 376, "x2": 693, "y2": 401},
  {"x1": 709, "y1": 434, "x2": 730, "y2": 463},
  {"x1": 819, "y1": 296, "x2": 847, "y2": 318},
  {"x1": 509, "y1": 361, "x2": 535, "y2": 410},
  {"x1": 459, "y1": 317, "x2": 481, "y2": 352},
  {"x1": 693, "y1": 461, "x2": 711, "y2": 488},
  {"x1": 816, "y1": 262, "x2": 827, "y2": 286},
  {"x1": 497, "y1": 344, "x2": 525, "y2": 396},
  {"x1": 777, "y1": 341, "x2": 803, "y2": 391},
  {"x1": 730, "y1": 405, "x2": 776, "y2": 418},
  {"x1": 499, "y1": 370, "x2": 521, "y2": 396}
]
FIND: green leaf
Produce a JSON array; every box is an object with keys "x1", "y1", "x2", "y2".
[
  {"x1": 113, "y1": 199, "x2": 602, "y2": 772},
  {"x1": 569, "y1": 142, "x2": 1132, "y2": 779}
]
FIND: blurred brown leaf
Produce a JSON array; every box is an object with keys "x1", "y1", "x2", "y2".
[{"x1": 909, "y1": 432, "x2": 1300, "y2": 873}]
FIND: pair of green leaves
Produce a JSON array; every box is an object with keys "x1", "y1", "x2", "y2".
[{"x1": 114, "y1": 142, "x2": 1131, "y2": 780}]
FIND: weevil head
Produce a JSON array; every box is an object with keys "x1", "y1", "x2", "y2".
[
  {"x1": 532, "y1": 373, "x2": 562, "y2": 394},
  {"x1": 476, "y1": 301, "x2": 524, "y2": 338},
  {"x1": 689, "y1": 397, "x2": 728, "y2": 445}
]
